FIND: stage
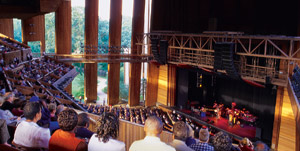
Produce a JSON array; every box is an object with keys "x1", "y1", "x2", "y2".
[{"x1": 179, "y1": 109, "x2": 257, "y2": 139}]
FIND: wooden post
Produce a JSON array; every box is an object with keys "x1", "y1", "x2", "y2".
[
  {"x1": 22, "y1": 15, "x2": 46, "y2": 54},
  {"x1": 0, "y1": 19, "x2": 14, "y2": 38},
  {"x1": 145, "y1": 63, "x2": 159, "y2": 106},
  {"x1": 107, "y1": 0, "x2": 122, "y2": 105},
  {"x1": 167, "y1": 64, "x2": 176, "y2": 106},
  {"x1": 84, "y1": 0, "x2": 98, "y2": 103},
  {"x1": 271, "y1": 87, "x2": 284, "y2": 150},
  {"x1": 55, "y1": 0, "x2": 72, "y2": 94},
  {"x1": 128, "y1": 0, "x2": 145, "y2": 106}
]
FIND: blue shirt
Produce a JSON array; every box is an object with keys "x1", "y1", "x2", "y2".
[
  {"x1": 75, "y1": 127, "x2": 94, "y2": 139},
  {"x1": 190, "y1": 142, "x2": 214, "y2": 151}
]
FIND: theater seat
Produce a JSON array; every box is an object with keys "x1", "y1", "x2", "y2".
[{"x1": 12, "y1": 141, "x2": 46, "y2": 151}]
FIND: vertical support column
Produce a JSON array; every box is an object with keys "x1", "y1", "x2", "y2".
[
  {"x1": 271, "y1": 87, "x2": 284, "y2": 150},
  {"x1": 128, "y1": 0, "x2": 145, "y2": 106},
  {"x1": 167, "y1": 64, "x2": 176, "y2": 106},
  {"x1": 84, "y1": 0, "x2": 98, "y2": 103},
  {"x1": 107, "y1": 0, "x2": 122, "y2": 105},
  {"x1": 55, "y1": 0, "x2": 72, "y2": 94},
  {"x1": 145, "y1": 63, "x2": 159, "y2": 106},
  {"x1": 22, "y1": 15, "x2": 45, "y2": 54},
  {"x1": 0, "y1": 19, "x2": 14, "y2": 38}
]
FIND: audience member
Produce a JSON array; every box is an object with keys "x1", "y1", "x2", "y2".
[
  {"x1": 0, "y1": 92, "x2": 15, "y2": 111},
  {"x1": 48, "y1": 103, "x2": 57, "y2": 121},
  {"x1": 49, "y1": 109, "x2": 87, "y2": 151},
  {"x1": 0, "y1": 119, "x2": 10, "y2": 145},
  {"x1": 11, "y1": 99, "x2": 25, "y2": 116},
  {"x1": 88, "y1": 112, "x2": 125, "y2": 151},
  {"x1": 239, "y1": 138, "x2": 254, "y2": 151},
  {"x1": 254, "y1": 141, "x2": 270, "y2": 151},
  {"x1": 13, "y1": 102, "x2": 51, "y2": 149},
  {"x1": 168, "y1": 121, "x2": 194, "y2": 151},
  {"x1": 185, "y1": 124, "x2": 197, "y2": 146},
  {"x1": 75, "y1": 113, "x2": 93, "y2": 139},
  {"x1": 211, "y1": 131, "x2": 238, "y2": 151},
  {"x1": 190, "y1": 128, "x2": 214, "y2": 151},
  {"x1": 129, "y1": 116, "x2": 175, "y2": 151},
  {"x1": 0, "y1": 96, "x2": 22, "y2": 125}
]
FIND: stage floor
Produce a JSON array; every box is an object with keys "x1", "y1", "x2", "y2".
[{"x1": 180, "y1": 109, "x2": 256, "y2": 139}]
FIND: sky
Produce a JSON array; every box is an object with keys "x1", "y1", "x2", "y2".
[{"x1": 71, "y1": 0, "x2": 133, "y2": 20}]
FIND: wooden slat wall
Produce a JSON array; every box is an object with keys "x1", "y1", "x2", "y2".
[
  {"x1": 157, "y1": 65, "x2": 168, "y2": 105},
  {"x1": 4, "y1": 50, "x2": 22, "y2": 64},
  {"x1": 277, "y1": 88, "x2": 296, "y2": 151},
  {"x1": 85, "y1": 112, "x2": 173, "y2": 151},
  {"x1": 0, "y1": 19, "x2": 14, "y2": 38},
  {"x1": 145, "y1": 63, "x2": 159, "y2": 107}
]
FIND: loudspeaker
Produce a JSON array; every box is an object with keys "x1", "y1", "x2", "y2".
[
  {"x1": 255, "y1": 127, "x2": 262, "y2": 139},
  {"x1": 159, "y1": 40, "x2": 168, "y2": 64},
  {"x1": 214, "y1": 42, "x2": 240, "y2": 79}
]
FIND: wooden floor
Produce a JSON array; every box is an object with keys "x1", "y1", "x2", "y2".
[{"x1": 278, "y1": 88, "x2": 296, "y2": 151}]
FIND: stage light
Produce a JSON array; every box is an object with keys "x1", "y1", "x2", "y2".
[{"x1": 199, "y1": 84, "x2": 202, "y2": 87}]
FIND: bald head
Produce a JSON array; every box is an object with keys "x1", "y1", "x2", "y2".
[{"x1": 144, "y1": 116, "x2": 163, "y2": 136}]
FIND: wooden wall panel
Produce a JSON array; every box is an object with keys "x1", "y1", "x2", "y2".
[
  {"x1": 84, "y1": 0, "x2": 98, "y2": 103},
  {"x1": 271, "y1": 87, "x2": 284, "y2": 150},
  {"x1": 128, "y1": 0, "x2": 145, "y2": 106},
  {"x1": 22, "y1": 15, "x2": 45, "y2": 53},
  {"x1": 0, "y1": 19, "x2": 14, "y2": 38},
  {"x1": 107, "y1": 0, "x2": 122, "y2": 105},
  {"x1": 167, "y1": 64, "x2": 176, "y2": 106},
  {"x1": 157, "y1": 65, "x2": 168, "y2": 105},
  {"x1": 145, "y1": 63, "x2": 159, "y2": 106}
]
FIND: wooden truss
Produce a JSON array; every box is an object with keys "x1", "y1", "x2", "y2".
[{"x1": 136, "y1": 32, "x2": 300, "y2": 86}]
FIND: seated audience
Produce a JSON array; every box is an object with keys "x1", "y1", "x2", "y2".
[
  {"x1": 13, "y1": 102, "x2": 51, "y2": 149},
  {"x1": 190, "y1": 128, "x2": 214, "y2": 151},
  {"x1": 88, "y1": 112, "x2": 125, "y2": 151},
  {"x1": 1, "y1": 92, "x2": 15, "y2": 112},
  {"x1": 11, "y1": 99, "x2": 25, "y2": 116},
  {"x1": 239, "y1": 138, "x2": 254, "y2": 151},
  {"x1": 211, "y1": 131, "x2": 239, "y2": 151},
  {"x1": 168, "y1": 121, "x2": 194, "y2": 151},
  {"x1": 29, "y1": 98, "x2": 51, "y2": 128},
  {"x1": 185, "y1": 124, "x2": 197, "y2": 146},
  {"x1": 49, "y1": 109, "x2": 87, "y2": 151},
  {"x1": 75, "y1": 113, "x2": 93, "y2": 139},
  {"x1": 0, "y1": 119, "x2": 10, "y2": 145},
  {"x1": 129, "y1": 116, "x2": 175, "y2": 151},
  {"x1": 0, "y1": 97, "x2": 23, "y2": 125}
]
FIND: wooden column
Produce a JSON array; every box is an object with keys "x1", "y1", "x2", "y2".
[
  {"x1": 55, "y1": 0, "x2": 72, "y2": 94},
  {"x1": 167, "y1": 64, "x2": 176, "y2": 106},
  {"x1": 84, "y1": 0, "x2": 98, "y2": 103},
  {"x1": 128, "y1": 0, "x2": 145, "y2": 106},
  {"x1": 145, "y1": 63, "x2": 159, "y2": 106},
  {"x1": 271, "y1": 86, "x2": 284, "y2": 150},
  {"x1": 22, "y1": 15, "x2": 45, "y2": 54},
  {"x1": 0, "y1": 19, "x2": 14, "y2": 38},
  {"x1": 107, "y1": 0, "x2": 122, "y2": 105}
]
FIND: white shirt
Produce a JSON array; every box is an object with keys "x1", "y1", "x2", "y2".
[
  {"x1": 168, "y1": 139, "x2": 194, "y2": 151},
  {"x1": 13, "y1": 121, "x2": 51, "y2": 149},
  {"x1": 129, "y1": 136, "x2": 175, "y2": 151},
  {"x1": 88, "y1": 134, "x2": 125, "y2": 151}
]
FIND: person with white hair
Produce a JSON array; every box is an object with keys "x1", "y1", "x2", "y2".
[
  {"x1": 189, "y1": 128, "x2": 214, "y2": 151},
  {"x1": 129, "y1": 116, "x2": 175, "y2": 151},
  {"x1": 168, "y1": 121, "x2": 194, "y2": 151}
]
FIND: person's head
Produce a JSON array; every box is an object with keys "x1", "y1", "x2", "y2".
[
  {"x1": 199, "y1": 128, "x2": 210, "y2": 143},
  {"x1": 211, "y1": 131, "x2": 232, "y2": 151},
  {"x1": 48, "y1": 103, "x2": 57, "y2": 113},
  {"x1": 13, "y1": 99, "x2": 25, "y2": 109},
  {"x1": 77, "y1": 113, "x2": 90, "y2": 128},
  {"x1": 241, "y1": 137, "x2": 251, "y2": 146},
  {"x1": 0, "y1": 96, "x2": 4, "y2": 106},
  {"x1": 254, "y1": 141, "x2": 269, "y2": 151},
  {"x1": 23, "y1": 102, "x2": 42, "y2": 122},
  {"x1": 173, "y1": 121, "x2": 188, "y2": 141},
  {"x1": 58, "y1": 109, "x2": 78, "y2": 132},
  {"x1": 95, "y1": 112, "x2": 119, "y2": 143},
  {"x1": 144, "y1": 116, "x2": 163, "y2": 137},
  {"x1": 56, "y1": 104, "x2": 65, "y2": 115},
  {"x1": 4, "y1": 92, "x2": 14, "y2": 103}
]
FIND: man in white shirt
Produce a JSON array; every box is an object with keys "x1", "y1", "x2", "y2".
[
  {"x1": 168, "y1": 121, "x2": 194, "y2": 151},
  {"x1": 13, "y1": 102, "x2": 51, "y2": 149},
  {"x1": 129, "y1": 116, "x2": 175, "y2": 151}
]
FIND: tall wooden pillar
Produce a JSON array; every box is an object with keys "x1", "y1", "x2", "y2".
[
  {"x1": 167, "y1": 64, "x2": 176, "y2": 106},
  {"x1": 128, "y1": 0, "x2": 145, "y2": 106},
  {"x1": 55, "y1": 0, "x2": 72, "y2": 94},
  {"x1": 22, "y1": 15, "x2": 45, "y2": 54},
  {"x1": 0, "y1": 19, "x2": 14, "y2": 38},
  {"x1": 145, "y1": 63, "x2": 159, "y2": 106},
  {"x1": 107, "y1": 0, "x2": 122, "y2": 105},
  {"x1": 84, "y1": 0, "x2": 98, "y2": 103}
]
